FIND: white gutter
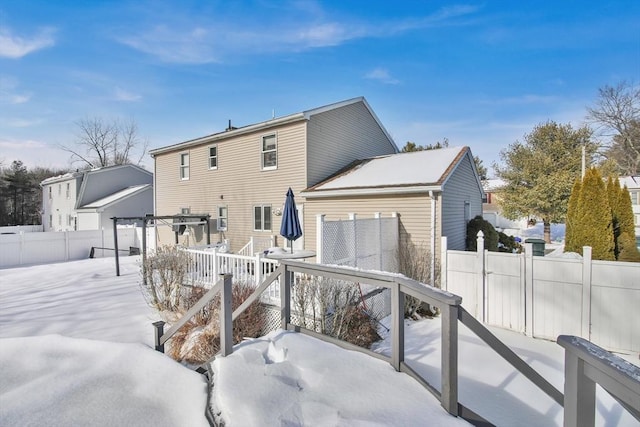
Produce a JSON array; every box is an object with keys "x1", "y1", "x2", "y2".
[
  {"x1": 302, "y1": 185, "x2": 442, "y2": 199},
  {"x1": 429, "y1": 190, "x2": 436, "y2": 287}
]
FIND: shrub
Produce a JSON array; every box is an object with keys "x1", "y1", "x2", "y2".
[
  {"x1": 140, "y1": 245, "x2": 190, "y2": 318},
  {"x1": 396, "y1": 239, "x2": 439, "y2": 318},
  {"x1": 168, "y1": 282, "x2": 266, "y2": 365},
  {"x1": 498, "y1": 231, "x2": 521, "y2": 253},
  {"x1": 466, "y1": 216, "x2": 498, "y2": 252},
  {"x1": 291, "y1": 276, "x2": 381, "y2": 349},
  {"x1": 617, "y1": 232, "x2": 640, "y2": 263}
]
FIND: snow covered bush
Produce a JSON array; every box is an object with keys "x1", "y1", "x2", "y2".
[{"x1": 292, "y1": 276, "x2": 380, "y2": 348}]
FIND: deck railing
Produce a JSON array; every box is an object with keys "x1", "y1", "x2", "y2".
[
  {"x1": 237, "y1": 236, "x2": 275, "y2": 257},
  {"x1": 156, "y1": 259, "x2": 612, "y2": 425}
]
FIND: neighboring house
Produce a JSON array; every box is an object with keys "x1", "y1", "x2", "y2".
[
  {"x1": 619, "y1": 176, "x2": 640, "y2": 247},
  {"x1": 149, "y1": 97, "x2": 398, "y2": 251},
  {"x1": 482, "y1": 178, "x2": 528, "y2": 231},
  {"x1": 40, "y1": 171, "x2": 84, "y2": 231},
  {"x1": 302, "y1": 146, "x2": 485, "y2": 260},
  {"x1": 41, "y1": 165, "x2": 153, "y2": 231}
]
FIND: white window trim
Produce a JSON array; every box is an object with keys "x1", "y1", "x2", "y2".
[
  {"x1": 209, "y1": 145, "x2": 218, "y2": 170},
  {"x1": 261, "y1": 133, "x2": 277, "y2": 171},
  {"x1": 180, "y1": 152, "x2": 190, "y2": 180},
  {"x1": 217, "y1": 205, "x2": 228, "y2": 231},
  {"x1": 253, "y1": 204, "x2": 272, "y2": 231}
]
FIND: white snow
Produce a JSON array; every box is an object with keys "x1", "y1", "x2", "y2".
[
  {"x1": 0, "y1": 256, "x2": 638, "y2": 426},
  {"x1": 312, "y1": 147, "x2": 465, "y2": 190}
]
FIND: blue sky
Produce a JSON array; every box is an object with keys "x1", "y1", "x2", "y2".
[{"x1": 1, "y1": 1, "x2": 638, "y2": 176}]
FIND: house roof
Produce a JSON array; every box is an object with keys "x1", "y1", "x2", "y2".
[
  {"x1": 40, "y1": 171, "x2": 83, "y2": 186},
  {"x1": 148, "y1": 97, "x2": 397, "y2": 156},
  {"x1": 79, "y1": 184, "x2": 152, "y2": 211},
  {"x1": 619, "y1": 176, "x2": 640, "y2": 190},
  {"x1": 303, "y1": 146, "x2": 482, "y2": 197}
]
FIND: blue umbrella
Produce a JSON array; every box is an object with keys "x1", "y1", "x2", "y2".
[{"x1": 280, "y1": 187, "x2": 302, "y2": 253}]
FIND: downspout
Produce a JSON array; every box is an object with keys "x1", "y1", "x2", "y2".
[{"x1": 429, "y1": 190, "x2": 436, "y2": 286}]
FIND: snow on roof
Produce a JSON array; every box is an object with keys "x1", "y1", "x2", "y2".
[
  {"x1": 483, "y1": 178, "x2": 506, "y2": 192},
  {"x1": 80, "y1": 184, "x2": 151, "y2": 209},
  {"x1": 309, "y1": 146, "x2": 466, "y2": 191},
  {"x1": 40, "y1": 171, "x2": 83, "y2": 185}
]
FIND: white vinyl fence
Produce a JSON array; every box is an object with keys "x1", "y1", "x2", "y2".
[
  {"x1": 0, "y1": 225, "x2": 43, "y2": 234},
  {"x1": 441, "y1": 234, "x2": 640, "y2": 353},
  {"x1": 0, "y1": 228, "x2": 139, "y2": 269}
]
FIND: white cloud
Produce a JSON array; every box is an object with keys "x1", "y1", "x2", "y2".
[
  {"x1": 116, "y1": 4, "x2": 480, "y2": 63},
  {"x1": 364, "y1": 68, "x2": 400, "y2": 85},
  {"x1": 0, "y1": 27, "x2": 56, "y2": 58},
  {"x1": 114, "y1": 87, "x2": 141, "y2": 102}
]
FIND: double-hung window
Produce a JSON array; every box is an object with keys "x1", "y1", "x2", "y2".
[
  {"x1": 66, "y1": 183, "x2": 70, "y2": 199},
  {"x1": 209, "y1": 145, "x2": 218, "y2": 170},
  {"x1": 253, "y1": 205, "x2": 272, "y2": 231},
  {"x1": 180, "y1": 153, "x2": 190, "y2": 180},
  {"x1": 261, "y1": 134, "x2": 277, "y2": 170},
  {"x1": 48, "y1": 187, "x2": 52, "y2": 199},
  {"x1": 217, "y1": 206, "x2": 227, "y2": 231}
]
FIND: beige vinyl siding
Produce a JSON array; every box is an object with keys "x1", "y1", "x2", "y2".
[
  {"x1": 154, "y1": 121, "x2": 308, "y2": 251},
  {"x1": 441, "y1": 153, "x2": 483, "y2": 250},
  {"x1": 306, "y1": 102, "x2": 396, "y2": 187},
  {"x1": 303, "y1": 193, "x2": 439, "y2": 259}
]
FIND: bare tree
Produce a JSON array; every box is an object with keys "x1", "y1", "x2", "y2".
[
  {"x1": 587, "y1": 81, "x2": 640, "y2": 175},
  {"x1": 61, "y1": 117, "x2": 149, "y2": 168}
]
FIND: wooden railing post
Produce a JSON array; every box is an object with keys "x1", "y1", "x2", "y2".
[
  {"x1": 563, "y1": 349, "x2": 595, "y2": 427},
  {"x1": 441, "y1": 304, "x2": 459, "y2": 416},
  {"x1": 219, "y1": 274, "x2": 233, "y2": 357},
  {"x1": 153, "y1": 320, "x2": 166, "y2": 353},
  {"x1": 390, "y1": 282, "x2": 404, "y2": 371}
]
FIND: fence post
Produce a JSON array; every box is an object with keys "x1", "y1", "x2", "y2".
[
  {"x1": 349, "y1": 213, "x2": 357, "y2": 267},
  {"x1": 219, "y1": 274, "x2": 233, "y2": 357},
  {"x1": 255, "y1": 252, "x2": 262, "y2": 286},
  {"x1": 476, "y1": 231, "x2": 485, "y2": 322},
  {"x1": 374, "y1": 212, "x2": 382, "y2": 270},
  {"x1": 281, "y1": 263, "x2": 291, "y2": 328},
  {"x1": 441, "y1": 304, "x2": 459, "y2": 416},
  {"x1": 581, "y1": 246, "x2": 593, "y2": 340},
  {"x1": 316, "y1": 214, "x2": 325, "y2": 264},
  {"x1": 440, "y1": 236, "x2": 448, "y2": 291},
  {"x1": 524, "y1": 243, "x2": 534, "y2": 337},
  {"x1": 153, "y1": 320, "x2": 166, "y2": 352},
  {"x1": 390, "y1": 282, "x2": 404, "y2": 371}
]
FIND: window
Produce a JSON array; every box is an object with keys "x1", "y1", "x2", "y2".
[
  {"x1": 254, "y1": 205, "x2": 272, "y2": 231},
  {"x1": 180, "y1": 153, "x2": 190, "y2": 180},
  {"x1": 58, "y1": 184, "x2": 61, "y2": 196},
  {"x1": 261, "y1": 134, "x2": 277, "y2": 170},
  {"x1": 66, "y1": 183, "x2": 70, "y2": 199},
  {"x1": 209, "y1": 145, "x2": 218, "y2": 170},
  {"x1": 217, "y1": 206, "x2": 227, "y2": 231},
  {"x1": 48, "y1": 187, "x2": 52, "y2": 199},
  {"x1": 58, "y1": 214, "x2": 62, "y2": 226},
  {"x1": 49, "y1": 215, "x2": 52, "y2": 228},
  {"x1": 67, "y1": 215, "x2": 72, "y2": 226}
]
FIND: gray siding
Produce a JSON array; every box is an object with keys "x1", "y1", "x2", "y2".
[
  {"x1": 78, "y1": 166, "x2": 152, "y2": 207},
  {"x1": 441, "y1": 152, "x2": 483, "y2": 250},
  {"x1": 306, "y1": 102, "x2": 396, "y2": 187}
]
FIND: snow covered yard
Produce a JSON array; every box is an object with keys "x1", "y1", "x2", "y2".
[{"x1": 0, "y1": 256, "x2": 638, "y2": 426}]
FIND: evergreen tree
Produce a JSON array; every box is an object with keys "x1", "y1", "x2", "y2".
[
  {"x1": 564, "y1": 178, "x2": 582, "y2": 253},
  {"x1": 577, "y1": 168, "x2": 614, "y2": 260},
  {"x1": 494, "y1": 121, "x2": 596, "y2": 243}
]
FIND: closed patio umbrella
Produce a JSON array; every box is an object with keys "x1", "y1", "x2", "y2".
[{"x1": 280, "y1": 187, "x2": 302, "y2": 253}]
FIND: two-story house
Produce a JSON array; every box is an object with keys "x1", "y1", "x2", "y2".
[
  {"x1": 41, "y1": 164, "x2": 153, "y2": 231},
  {"x1": 149, "y1": 97, "x2": 398, "y2": 251}
]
